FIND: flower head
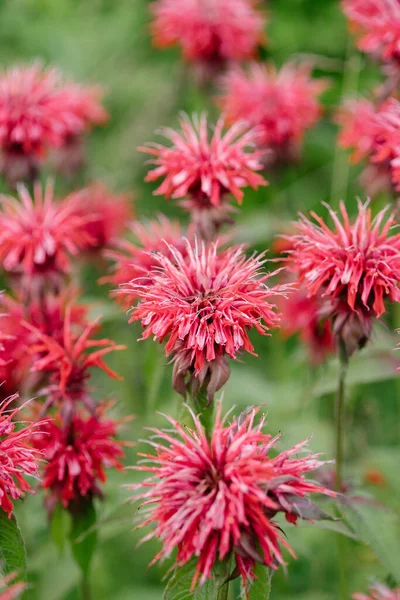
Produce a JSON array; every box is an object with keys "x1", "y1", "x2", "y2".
[
  {"x1": 219, "y1": 63, "x2": 326, "y2": 155},
  {"x1": 131, "y1": 405, "x2": 334, "y2": 590},
  {"x1": 139, "y1": 114, "x2": 267, "y2": 210},
  {"x1": 126, "y1": 239, "x2": 285, "y2": 399},
  {"x1": 102, "y1": 215, "x2": 191, "y2": 306},
  {"x1": 342, "y1": 0, "x2": 400, "y2": 64},
  {"x1": 150, "y1": 0, "x2": 266, "y2": 66},
  {"x1": 353, "y1": 583, "x2": 400, "y2": 600},
  {"x1": 0, "y1": 181, "x2": 95, "y2": 293},
  {"x1": 25, "y1": 307, "x2": 126, "y2": 420},
  {"x1": 285, "y1": 200, "x2": 400, "y2": 354},
  {"x1": 69, "y1": 183, "x2": 132, "y2": 252},
  {"x1": 338, "y1": 97, "x2": 400, "y2": 192},
  {"x1": 0, "y1": 396, "x2": 42, "y2": 517},
  {"x1": 0, "y1": 574, "x2": 24, "y2": 600},
  {"x1": 33, "y1": 404, "x2": 128, "y2": 510}
]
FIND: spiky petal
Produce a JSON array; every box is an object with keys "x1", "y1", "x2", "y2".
[
  {"x1": 0, "y1": 574, "x2": 25, "y2": 600},
  {"x1": 130, "y1": 405, "x2": 335, "y2": 590},
  {"x1": 353, "y1": 583, "x2": 400, "y2": 600}
]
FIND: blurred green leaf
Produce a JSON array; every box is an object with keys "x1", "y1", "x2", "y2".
[
  {"x1": 243, "y1": 564, "x2": 272, "y2": 600},
  {"x1": 50, "y1": 503, "x2": 70, "y2": 553},
  {"x1": 69, "y1": 499, "x2": 98, "y2": 578},
  {"x1": 339, "y1": 498, "x2": 400, "y2": 583},
  {"x1": 0, "y1": 511, "x2": 26, "y2": 582}
]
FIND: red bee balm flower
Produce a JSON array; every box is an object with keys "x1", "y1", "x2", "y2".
[
  {"x1": 150, "y1": 0, "x2": 266, "y2": 66},
  {"x1": 338, "y1": 97, "x2": 400, "y2": 192},
  {"x1": 139, "y1": 114, "x2": 267, "y2": 210},
  {"x1": 286, "y1": 200, "x2": 400, "y2": 355},
  {"x1": 0, "y1": 574, "x2": 24, "y2": 600},
  {"x1": 342, "y1": 0, "x2": 400, "y2": 64},
  {"x1": 126, "y1": 240, "x2": 286, "y2": 399},
  {"x1": 102, "y1": 216, "x2": 192, "y2": 306},
  {"x1": 0, "y1": 181, "x2": 95, "y2": 293},
  {"x1": 131, "y1": 406, "x2": 335, "y2": 589},
  {"x1": 219, "y1": 63, "x2": 326, "y2": 155},
  {"x1": 353, "y1": 583, "x2": 400, "y2": 600},
  {"x1": 0, "y1": 397, "x2": 42, "y2": 517},
  {"x1": 25, "y1": 307, "x2": 126, "y2": 420},
  {"x1": 33, "y1": 405, "x2": 128, "y2": 510}
]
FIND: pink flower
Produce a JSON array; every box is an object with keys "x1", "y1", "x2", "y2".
[
  {"x1": 285, "y1": 200, "x2": 400, "y2": 354},
  {"x1": 139, "y1": 114, "x2": 267, "y2": 210},
  {"x1": 219, "y1": 63, "x2": 326, "y2": 154},
  {"x1": 353, "y1": 583, "x2": 400, "y2": 600},
  {"x1": 0, "y1": 181, "x2": 95, "y2": 293},
  {"x1": 131, "y1": 405, "x2": 335, "y2": 590},
  {"x1": 126, "y1": 240, "x2": 285, "y2": 399},
  {"x1": 24, "y1": 306, "x2": 126, "y2": 420},
  {"x1": 338, "y1": 97, "x2": 400, "y2": 192},
  {"x1": 0, "y1": 396, "x2": 42, "y2": 517},
  {"x1": 69, "y1": 183, "x2": 132, "y2": 253},
  {"x1": 101, "y1": 215, "x2": 192, "y2": 307},
  {"x1": 279, "y1": 286, "x2": 335, "y2": 364},
  {"x1": 150, "y1": 0, "x2": 266, "y2": 66},
  {"x1": 342, "y1": 0, "x2": 400, "y2": 63},
  {"x1": 0, "y1": 574, "x2": 24, "y2": 600},
  {"x1": 33, "y1": 404, "x2": 128, "y2": 510}
]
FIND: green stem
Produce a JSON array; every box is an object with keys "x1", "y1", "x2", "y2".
[
  {"x1": 217, "y1": 581, "x2": 229, "y2": 600},
  {"x1": 81, "y1": 576, "x2": 91, "y2": 600},
  {"x1": 335, "y1": 339, "x2": 349, "y2": 600},
  {"x1": 189, "y1": 387, "x2": 215, "y2": 438}
]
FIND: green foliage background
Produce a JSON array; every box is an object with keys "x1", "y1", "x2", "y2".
[{"x1": 0, "y1": 0, "x2": 399, "y2": 598}]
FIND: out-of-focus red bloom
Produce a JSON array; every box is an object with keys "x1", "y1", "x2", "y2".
[
  {"x1": 219, "y1": 63, "x2": 326, "y2": 156},
  {"x1": 25, "y1": 307, "x2": 126, "y2": 420},
  {"x1": 0, "y1": 64, "x2": 107, "y2": 184},
  {"x1": 285, "y1": 200, "x2": 400, "y2": 355},
  {"x1": 139, "y1": 114, "x2": 267, "y2": 210},
  {"x1": 0, "y1": 396, "x2": 42, "y2": 517},
  {"x1": 0, "y1": 574, "x2": 25, "y2": 600},
  {"x1": 338, "y1": 97, "x2": 400, "y2": 192},
  {"x1": 69, "y1": 183, "x2": 132, "y2": 253},
  {"x1": 280, "y1": 286, "x2": 335, "y2": 364},
  {"x1": 150, "y1": 0, "x2": 266, "y2": 67},
  {"x1": 131, "y1": 405, "x2": 335, "y2": 590},
  {"x1": 0, "y1": 181, "x2": 95, "y2": 294},
  {"x1": 126, "y1": 239, "x2": 286, "y2": 399},
  {"x1": 363, "y1": 468, "x2": 387, "y2": 487},
  {"x1": 101, "y1": 216, "x2": 191, "y2": 306},
  {"x1": 342, "y1": 0, "x2": 400, "y2": 64},
  {"x1": 33, "y1": 404, "x2": 128, "y2": 510},
  {"x1": 353, "y1": 583, "x2": 400, "y2": 600}
]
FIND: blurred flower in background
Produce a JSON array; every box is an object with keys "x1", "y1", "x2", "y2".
[{"x1": 353, "y1": 583, "x2": 400, "y2": 600}]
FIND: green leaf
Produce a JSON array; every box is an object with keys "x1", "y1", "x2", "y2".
[
  {"x1": 0, "y1": 510, "x2": 27, "y2": 582},
  {"x1": 243, "y1": 564, "x2": 272, "y2": 600},
  {"x1": 339, "y1": 497, "x2": 400, "y2": 583},
  {"x1": 163, "y1": 559, "x2": 226, "y2": 600},
  {"x1": 51, "y1": 503, "x2": 70, "y2": 552},
  {"x1": 69, "y1": 498, "x2": 98, "y2": 578}
]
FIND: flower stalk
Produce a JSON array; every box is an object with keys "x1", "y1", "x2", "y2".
[{"x1": 335, "y1": 338, "x2": 349, "y2": 491}]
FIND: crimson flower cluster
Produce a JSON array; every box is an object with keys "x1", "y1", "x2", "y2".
[
  {"x1": 285, "y1": 200, "x2": 400, "y2": 355},
  {"x1": 0, "y1": 63, "x2": 107, "y2": 184},
  {"x1": 150, "y1": 0, "x2": 266, "y2": 74},
  {"x1": 132, "y1": 406, "x2": 335, "y2": 590},
  {"x1": 125, "y1": 239, "x2": 285, "y2": 400},
  {"x1": 353, "y1": 584, "x2": 400, "y2": 600},
  {"x1": 219, "y1": 62, "x2": 326, "y2": 160}
]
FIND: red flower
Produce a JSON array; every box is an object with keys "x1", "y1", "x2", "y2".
[
  {"x1": 0, "y1": 574, "x2": 24, "y2": 600},
  {"x1": 338, "y1": 97, "x2": 400, "y2": 192},
  {"x1": 25, "y1": 307, "x2": 126, "y2": 420},
  {"x1": 102, "y1": 215, "x2": 192, "y2": 306},
  {"x1": 219, "y1": 63, "x2": 326, "y2": 154},
  {"x1": 285, "y1": 200, "x2": 400, "y2": 354},
  {"x1": 0, "y1": 396, "x2": 42, "y2": 517},
  {"x1": 33, "y1": 404, "x2": 128, "y2": 509},
  {"x1": 279, "y1": 286, "x2": 335, "y2": 364},
  {"x1": 0, "y1": 181, "x2": 95, "y2": 292},
  {"x1": 150, "y1": 0, "x2": 266, "y2": 66},
  {"x1": 353, "y1": 583, "x2": 400, "y2": 600},
  {"x1": 342, "y1": 0, "x2": 400, "y2": 64},
  {"x1": 126, "y1": 240, "x2": 285, "y2": 399},
  {"x1": 139, "y1": 114, "x2": 267, "y2": 210},
  {"x1": 69, "y1": 183, "x2": 132, "y2": 252},
  {"x1": 131, "y1": 405, "x2": 335, "y2": 590}
]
